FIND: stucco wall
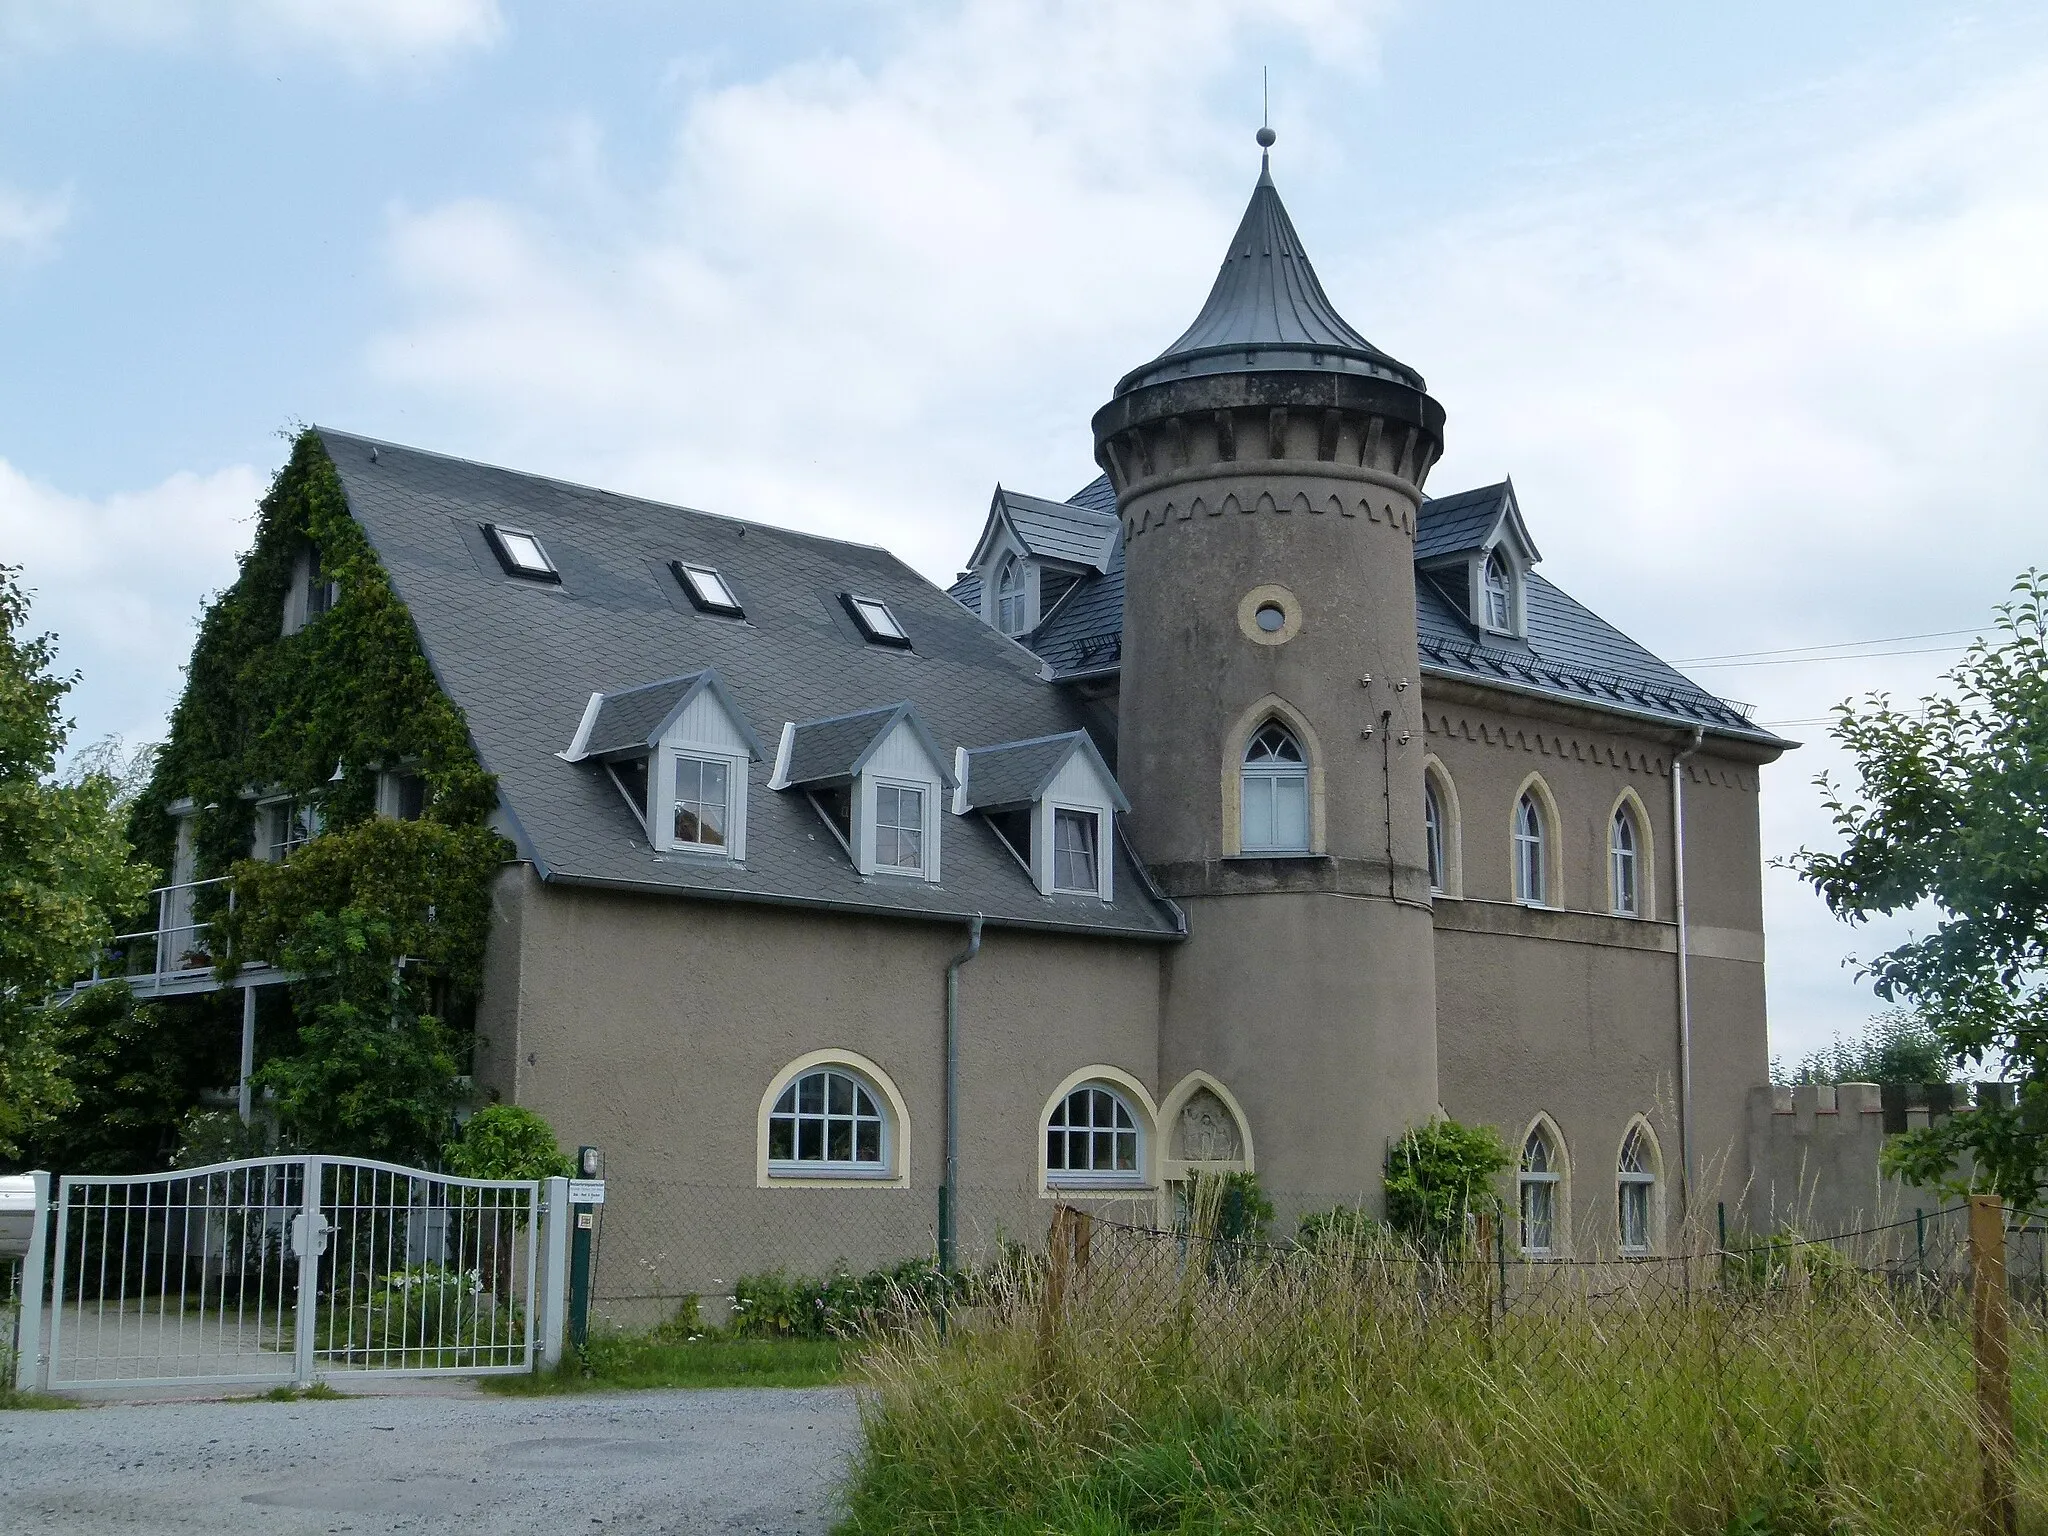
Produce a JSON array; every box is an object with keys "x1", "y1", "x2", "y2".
[
  {"x1": 483, "y1": 868, "x2": 1168, "y2": 1319},
  {"x1": 1423, "y1": 683, "x2": 1776, "y2": 1253}
]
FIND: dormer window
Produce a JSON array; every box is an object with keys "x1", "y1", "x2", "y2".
[
  {"x1": 483, "y1": 524, "x2": 560, "y2": 582},
  {"x1": 953, "y1": 730, "x2": 1126, "y2": 901},
  {"x1": 559, "y1": 668, "x2": 766, "y2": 860},
  {"x1": 282, "y1": 544, "x2": 339, "y2": 636},
  {"x1": 770, "y1": 703, "x2": 951, "y2": 882},
  {"x1": 673, "y1": 561, "x2": 743, "y2": 617},
  {"x1": 995, "y1": 555, "x2": 1027, "y2": 635},
  {"x1": 843, "y1": 594, "x2": 911, "y2": 648},
  {"x1": 1484, "y1": 552, "x2": 1512, "y2": 630}
]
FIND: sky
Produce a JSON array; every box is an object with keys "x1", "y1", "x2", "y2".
[{"x1": 3, "y1": 0, "x2": 2045, "y2": 1063}]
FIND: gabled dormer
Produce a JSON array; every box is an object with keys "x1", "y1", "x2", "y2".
[
  {"x1": 962, "y1": 486, "x2": 1119, "y2": 638},
  {"x1": 953, "y1": 730, "x2": 1128, "y2": 902},
  {"x1": 561, "y1": 668, "x2": 768, "y2": 860},
  {"x1": 1414, "y1": 478, "x2": 1540, "y2": 641},
  {"x1": 769, "y1": 702, "x2": 955, "y2": 883}
]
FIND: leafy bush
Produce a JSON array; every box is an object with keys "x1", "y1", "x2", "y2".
[
  {"x1": 1775, "y1": 1006, "x2": 1954, "y2": 1086},
  {"x1": 169, "y1": 1107, "x2": 270, "y2": 1169},
  {"x1": 445, "y1": 1104, "x2": 573, "y2": 1181},
  {"x1": 1383, "y1": 1117, "x2": 1510, "y2": 1250},
  {"x1": 1295, "y1": 1204, "x2": 1387, "y2": 1253},
  {"x1": 731, "y1": 1257, "x2": 957, "y2": 1340},
  {"x1": 319, "y1": 1262, "x2": 520, "y2": 1362}
]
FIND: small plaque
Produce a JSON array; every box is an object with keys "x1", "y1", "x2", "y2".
[
  {"x1": 569, "y1": 1179, "x2": 607, "y2": 1205},
  {"x1": 576, "y1": 1212, "x2": 594, "y2": 1230}
]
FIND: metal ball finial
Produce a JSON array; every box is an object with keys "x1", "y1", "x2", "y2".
[{"x1": 1256, "y1": 125, "x2": 1276, "y2": 148}]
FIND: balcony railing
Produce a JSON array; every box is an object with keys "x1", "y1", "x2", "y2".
[{"x1": 76, "y1": 876, "x2": 242, "y2": 996}]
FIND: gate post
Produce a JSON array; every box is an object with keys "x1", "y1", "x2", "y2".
[
  {"x1": 539, "y1": 1176, "x2": 570, "y2": 1368},
  {"x1": 14, "y1": 1171, "x2": 50, "y2": 1393},
  {"x1": 293, "y1": 1157, "x2": 324, "y2": 1387}
]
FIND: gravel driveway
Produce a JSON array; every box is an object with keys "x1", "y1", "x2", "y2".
[{"x1": 0, "y1": 1386, "x2": 859, "y2": 1534}]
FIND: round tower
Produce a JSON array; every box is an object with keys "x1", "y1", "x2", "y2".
[{"x1": 1093, "y1": 135, "x2": 1444, "y2": 1207}]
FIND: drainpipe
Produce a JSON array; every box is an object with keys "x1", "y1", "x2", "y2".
[
  {"x1": 1671, "y1": 726, "x2": 1705, "y2": 1223},
  {"x1": 940, "y1": 915, "x2": 983, "y2": 1275}
]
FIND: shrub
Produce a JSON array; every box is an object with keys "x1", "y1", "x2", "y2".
[
  {"x1": 731, "y1": 1257, "x2": 956, "y2": 1340},
  {"x1": 1383, "y1": 1116, "x2": 1510, "y2": 1250},
  {"x1": 1295, "y1": 1204, "x2": 1386, "y2": 1253},
  {"x1": 445, "y1": 1104, "x2": 574, "y2": 1182}
]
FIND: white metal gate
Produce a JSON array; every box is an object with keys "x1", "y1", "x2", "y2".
[{"x1": 44, "y1": 1157, "x2": 566, "y2": 1390}]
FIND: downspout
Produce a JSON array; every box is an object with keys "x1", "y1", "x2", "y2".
[
  {"x1": 940, "y1": 915, "x2": 984, "y2": 1275},
  {"x1": 1671, "y1": 726, "x2": 1705, "y2": 1224}
]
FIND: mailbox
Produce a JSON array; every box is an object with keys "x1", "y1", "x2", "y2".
[{"x1": 0, "y1": 1174, "x2": 38, "y2": 1259}]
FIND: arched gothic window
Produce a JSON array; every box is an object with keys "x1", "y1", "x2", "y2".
[
  {"x1": 1484, "y1": 551, "x2": 1512, "y2": 631},
  {"x1": 1047, "y1": 1083, "x2": 1143, "y2": 1185},
  {"x1": 1424, "y1": 780, "x2": 1446, "y2": 894},
  {"x1": 996, "y1": 555, "x2": 1026, "y2": 635},
  {"x1": 1520, "y1": 1124, "x2": 1563, "y2": 1256},
  {"x1": 1514, "y1": 792, "x2": 1547, "y2": 905},
  {"x1": 1618, "y1": 1124, "x2": 1657, "y2": 1254},
  {"x1": 1240, "y1": 723, "x2": 1309, "y2": 853},
  {"x1": 1610, "y1": 805, "x2": 1641, "y2": 917},
  {"x1": 768, "y1": 1066, "x2": 887, "y2": 1174}
]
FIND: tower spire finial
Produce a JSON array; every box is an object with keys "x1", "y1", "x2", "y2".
[{"x1": 1257, "y1": 66, "x2": 1275, "y2": 166}]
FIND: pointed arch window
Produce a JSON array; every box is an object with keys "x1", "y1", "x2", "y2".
[
  {"x1": 1610, "y1": 805, "x2": 1641, "y2": 917},
  {"x1": 1240, "y1": 723, "x2": 1309, "y2": 853},
  {"x1": 996, "y1": 555, "x2": 1027, "y2": 635},
  {"x1": 1484, "y1": 551, "x2": 1512, "y2": 631},
  {"x1": 1520, "y1": 1124, "x2": 1562, "y2": 1256},
  {"x1": 1618, "y1": 1124, "x2": 1657, "y2": 1255},
  {"x1": 1514, "y1": 792, "x2": 1547, "y2": 906},
  {"x1": 1424, "y1": 780, "x2": 1446, "y2": 894}
]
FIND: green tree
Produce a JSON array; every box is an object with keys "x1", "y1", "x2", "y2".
[
  {"x1": 1773, "y1": 1007, "x2": 1954, "y2": 1087},
  {"x1": 0, "y1": 566, "x2": 154, "y2": 1156},
  {"x1": 1792, "y1": 572, "x2": 2048, "y2": 1204},
  {"x1": 1383, "y1": 1117, "x2": 1511, "y2": 1250}
]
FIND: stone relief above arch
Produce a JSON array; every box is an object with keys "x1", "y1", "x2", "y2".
[{"x1": 1157, "y1": 1072, "x2": 1255, "y2": 1183}]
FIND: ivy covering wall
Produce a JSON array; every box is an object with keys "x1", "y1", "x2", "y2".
[{"x1": 128, "y1": 428, "x2": 511, "y2": 1161}]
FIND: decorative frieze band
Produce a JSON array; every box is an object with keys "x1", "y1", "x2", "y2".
[
  {"x1": 1123, "y1": 488, "x2": 1414, "y2": 543},
  {"x1": 1422, "y1": 710, "x2": 1754, "y2": 791}
]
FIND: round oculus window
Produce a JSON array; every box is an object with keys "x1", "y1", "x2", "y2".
[{"x1": 1254, "y1": 602, "x2": 1286, "y2": 633}]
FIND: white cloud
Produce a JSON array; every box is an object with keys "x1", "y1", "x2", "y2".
[
  {"x1": 0, "y1": 182, "x2": 71, "y2": 260},
  {"x1": 359, "y1": 5, "x2": 2047, "y2": 1059},
  {"x1": 0, "y1": 458, "x2": 264, "y2": 755},
  {"x1": 0, "y1": 0, "x2": 502, "y2": 70}
]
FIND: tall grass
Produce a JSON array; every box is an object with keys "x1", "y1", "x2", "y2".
[{"x1": 840, "y1": 1225, "x2": 2047, "y2": 1534}]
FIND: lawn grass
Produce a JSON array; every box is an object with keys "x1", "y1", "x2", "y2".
[
  {"x1": 483, "y1": 1333, "x2": 852, "y2": 1395},
  {"x1": 836, "y1": 1231, "x2": 2048, "y2": 1535}
]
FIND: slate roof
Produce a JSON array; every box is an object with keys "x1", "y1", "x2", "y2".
[
  {"x1": 959, "y1": 732, "x2": 1129, "y2": 813},
  {"x1": 1116, "y1": 153, "x2": 1425, "y2": 397},
  {"x1": 965, "y1": 472, "x2": 1782, "y2": 745},
  {"x1": 570, "y1": 669, "x2": 766, "y2": 761},
  {"x1": 318, "y1": 428, "x2": 1180, "y2": 940},
  {"x1": 776, "y1": 703, "x2": 954, "y2": 790},
  {"x1": 994, "y1": 489, "x2": 1119, "y2": 571}
]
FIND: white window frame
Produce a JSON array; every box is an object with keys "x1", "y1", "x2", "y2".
[
  {"x1": 1045, "y1": 1082, "x2": 1147, "y2": 1190},
  {"x1": 1513, "y1": 791, "x2": 1548, "y2": 906},
  {"x1": 254, "y1": 794, "x2": 321, "y2": 863},
  {"x1": 1610, "y1": 805, "x2": 1641, "y2": 918},
  {"x1": 1240, "y1": 722, "x2": 1310, "y2": 854},
  {"x1": 1518, "y1": 1120, "x2": 1567, "y2": 1258},
  {"x1": 1483, "y1": 550, "x2": 1513, "y2": 631},
  {"x1": 654, "y1": 747, "x2": 748, "y2": 860},
  {"x1": 1048, "y1": 804, "x2": 1104, "y2": 897},
  {"x1": 1425, "y1": 780, "x2": 1446, "y2": 894},
  {"x1": 484, "y1": 523, "x2": 560, "y2": 582},
  {"x1": 767, "y1": 1066, "x2": 892, "y2": 1179},
  {"x1": 1618, "y1": 1123, "x2": 1659, "y2": 1256},
  {"x1": 376, "y1": 766, "x2": 428, "y2": 821},
  {"x1": 757, "y1": 1050, "x2": 910, "y2": 1188},
  {"x1": 995, "y1": 554, "x2": 1028, "y2": 635},
  {"x1": 867, "y1": 777, "x2": 931, "y2": 877}
]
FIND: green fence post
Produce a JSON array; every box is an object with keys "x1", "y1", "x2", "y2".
[{"x1": 569, "y1": 1145, "x2": 599, "y2": 1353}]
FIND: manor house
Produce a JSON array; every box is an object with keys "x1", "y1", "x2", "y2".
[{"x1": 158, "y1": 139, "x2": 1790, "y2": 1307}]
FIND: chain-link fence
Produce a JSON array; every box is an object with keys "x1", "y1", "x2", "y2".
[{"x1": 2, "y1": 1252, "x2": 20, "y2": 1391}]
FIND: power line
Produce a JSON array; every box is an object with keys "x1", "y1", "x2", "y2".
[
  {"x1": 1674, "y1": 627, "x2": 1982, "y2": 665},
  {"x1": 1682, "y1": 644, "x2": 1970, "y2": 671}
]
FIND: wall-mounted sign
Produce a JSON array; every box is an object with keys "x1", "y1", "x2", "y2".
[{"x1": 568, "y1": 1179, "x2": 607, "y2": 1205}]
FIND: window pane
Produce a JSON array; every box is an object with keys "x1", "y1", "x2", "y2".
[
  {"x1": 1047, "y1": 1129, "x2": 1066, "y2": 1169},
  {"x1": 768, "y1": 1118, "x2": 794, "y2": 1161},
  {"x1": 854, "y1": 598, "x2": 905, "y2": 640},
  {"x1": 828, "y1": 1119, "x2": 853, "y2": 1162},
  {"x1": 1242, "y1": 776, "x2": 1273, "y2": 848},
  {"x1": 1092, "y1": 1130, "x2": 1113, "y2": 1168},
  {"x1": 798, "y1": 1119, "x2": 823, "y2": 1160},
  {"x1": 855, "y1": 1084, "x2": 879, "y2": 1118},
  {"x1": 774, "y1": 1085, "x2": 796, "y2": 1115},
  {"x1": 857, "y1": 1120, "x2": 881, "y2": 1162},
  {"x1": 828, "y1": 1073, "x2": 852, "y2": 1115},
  {"x1": 799, "y1": 1074, "x2": 824, "y2": 1114},
  {"x1": 1275, "y1": 777, "x2": 1308, "y2": 849},
  {"x1": 1114, "y1": 1132, "x2": 1136, "y2": 1171},
  {"x1": 683, "y1": 564, "x2": 738, "y2": 609}
]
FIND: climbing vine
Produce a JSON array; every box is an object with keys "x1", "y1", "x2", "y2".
[{"x1": 129, "y1": 428, "x2": 512, "y2": 1162}]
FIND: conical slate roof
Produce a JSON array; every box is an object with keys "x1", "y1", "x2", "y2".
[{"x1": 1115, "y1": 150, "x2": 1424, "y2": 397}]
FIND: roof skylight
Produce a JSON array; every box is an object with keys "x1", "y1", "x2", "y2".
[
  {"x1": 843, "y1": 594, "x2": 911, "y2": 648},
  {"x1": 483, "y1": 524, "x2": 560, "y2": 583},
  {"x1": 673, "y1": 561, "x2": 743, "y2": 616}
]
